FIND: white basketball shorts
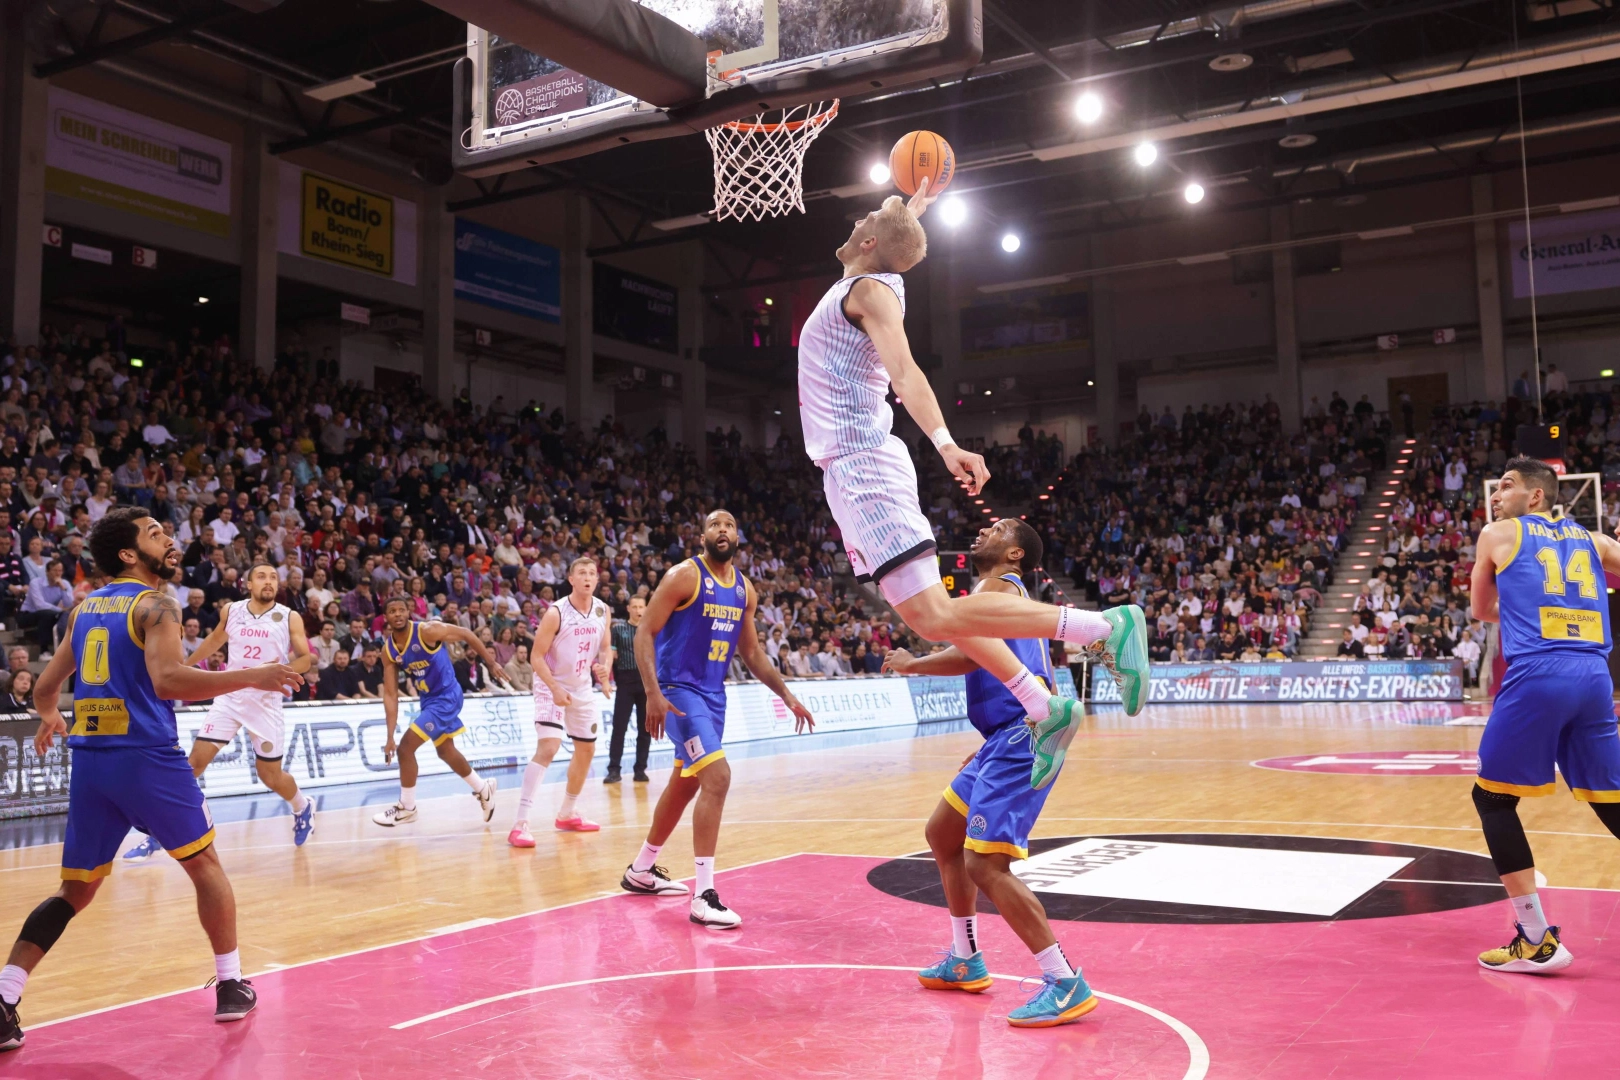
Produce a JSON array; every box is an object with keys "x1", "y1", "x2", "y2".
[
  {"x1": 195, "y1": 690, "x2": 286, "y2": 760},
  {"x1": 533, "y1": 683, "x2": 600, "y2": 741},
  {"x1": 820, "y1": 434, "x2": 941, "y2": 606}
]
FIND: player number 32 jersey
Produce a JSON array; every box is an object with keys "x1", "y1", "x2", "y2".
[{"x1": 1496, "y1": 512, "x2": 1612, "y2": 662}]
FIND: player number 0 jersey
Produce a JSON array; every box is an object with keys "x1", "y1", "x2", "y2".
[{"x1": 1495, "y1": 512, "x2": 1612, "y2": 663}]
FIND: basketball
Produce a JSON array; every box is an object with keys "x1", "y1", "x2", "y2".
[{"x1": 889, "y1": 130, "x2": 954, "y2": 197}]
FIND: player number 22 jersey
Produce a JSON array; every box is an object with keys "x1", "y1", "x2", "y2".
[{"x1": 1495, "y1": 512, "x2": 1611, "y2": 662}]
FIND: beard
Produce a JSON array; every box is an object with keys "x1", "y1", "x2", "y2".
[
  {"x1": 138, "y1": 548, "x2": 179, "y2": 582},
  {"x1": 702, "y1": 536, "x2": 734, "y2": 565},
  {"x1": 971, "y1": 545, "x2": 1008, "y2": 576}
]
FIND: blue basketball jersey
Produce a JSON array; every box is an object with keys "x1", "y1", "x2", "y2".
[
  {"x1": 964, "y1": 573, "x2": 1055, "y2": 736},
  {"x1": 656, "y1": 556, "x2": 748, "y2": 695},
  {"x1": 1496, "y1": 512, "x2": 1611, "y2": 663},
  {"x1": 384, "y1": 622, "x2": 462, "y2": 704},
  {"x1": 69, "y1": 577, "x2": 176, "y2": 748}
]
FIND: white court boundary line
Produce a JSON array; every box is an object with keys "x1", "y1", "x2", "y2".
[
  {"x1": 25, "y1": 851, "x2": 807, "y2": 1031},
  {"x1": 391, "y1": 963, "x2": 1210, "y2": 1080}
]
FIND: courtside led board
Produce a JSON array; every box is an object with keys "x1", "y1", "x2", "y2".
[{"x1": 453, "y1": 0, "x2": 981, "y2": 176}]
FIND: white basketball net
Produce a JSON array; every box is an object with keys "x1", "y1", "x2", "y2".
[{"x1": 706, "y1": 100, "x2": 839, "y2": 222}]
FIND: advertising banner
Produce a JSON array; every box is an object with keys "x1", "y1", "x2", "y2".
[
  {"x1": 0, "y1": 721, "x2": 70, "y2": 819},
  {"x1": 453, "y1": 218, "x2": 561, "y2": 322},
  {"x1": 44, "y1": 88, "x2": 232, "y2": 238},
  {"x1": 300, "y1": 172, "x2": 394, "y2": 276},
  {"x1": 276, "y1": 163, "x2": 416, "y2": 287},
  {"x1": 1509, "y1": 207, "x2": 1620, "y2": 298},
  {"x1": 594, "y1": 263, "x2": 678, "y2": 352},
  {"x1": 1088, "y1": 661, "x2": 1464, "y2": 704}
]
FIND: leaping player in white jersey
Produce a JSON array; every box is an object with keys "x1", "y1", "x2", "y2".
[
  {"x1": 797, "y1": 178, "x2": 1151, "y2": 788},
  {"x1": 509, "y1": 557, "x2": 613, "y2": 846},
  {"x1": 122, "y1": 562, "x2": 317, "y2": 861}
]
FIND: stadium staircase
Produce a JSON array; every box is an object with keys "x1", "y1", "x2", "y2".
[{"x1": 1296, "y1": 441, "x2": 1413, "y2": 659}]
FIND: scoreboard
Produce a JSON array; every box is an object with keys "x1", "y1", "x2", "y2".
[
  {"x1": 1517, "y1": 422, "x2": 1566, "y2": 472},
  {"x1": 939, "y1": 551, "x2": 973, "y2": 597}
]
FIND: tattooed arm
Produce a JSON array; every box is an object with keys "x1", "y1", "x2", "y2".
[{"x1": 137, "y1": 591, "x2": 303, "y2": 702}]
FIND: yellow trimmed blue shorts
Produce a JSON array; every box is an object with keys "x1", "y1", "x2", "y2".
[
  {"x1": 1478, "y1": 653, "x2": 1620, "y2": 801},
  {"x1": 62, "y1": 745, "x2": 215, "y2": 881},
  {"x1": 946, "y1": 723, "x2": 1054, "y2": 860}
]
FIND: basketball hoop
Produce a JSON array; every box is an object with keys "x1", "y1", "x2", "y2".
[{"x1": 706, "y1": 100, "x2": 839, "y2": 223}]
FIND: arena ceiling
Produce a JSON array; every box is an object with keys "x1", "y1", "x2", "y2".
[{"x1": 28, "y1": 0, "x2": 1620, "y2": 280}]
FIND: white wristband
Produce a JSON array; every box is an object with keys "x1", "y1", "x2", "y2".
[{"x1": 929, "y1": 426, "x2": 955, "y2": 450}]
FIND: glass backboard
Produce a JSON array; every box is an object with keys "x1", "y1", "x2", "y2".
[{"x1": 453, "y1": 0, "x2": 980, "y2": 176}]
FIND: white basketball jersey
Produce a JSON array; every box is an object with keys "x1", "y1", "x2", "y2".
[
  {"x1": 225, "y1": 601, "x2": 292, "y2": 668},
  {"x1": 542, "y1": 595, "x2": 607, "y2": 690},
  {"x1": 797, "y1": 272, "x2": 906, "y2": 463}
]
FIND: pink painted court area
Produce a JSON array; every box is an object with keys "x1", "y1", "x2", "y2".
[{"x1": 11, "y1": 853, "x2": 1620, "y2": 1079}]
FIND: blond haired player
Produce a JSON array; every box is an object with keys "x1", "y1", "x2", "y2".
[
  {"x1": 509, "y1": 557, "x2": 613, "y2": 846},
  {"x1": 122, "y1": 562, "x2": 316, "y2": 860},
  {"x1": 797, "y1": 176, "x2": 1149, "y2": 788}
]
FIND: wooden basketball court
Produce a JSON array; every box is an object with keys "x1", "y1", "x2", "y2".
[{"x1": 4, "y1": 701, "x2": 1618, "y2": 1077}]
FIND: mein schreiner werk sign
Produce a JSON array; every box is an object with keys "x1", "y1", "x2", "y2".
[
  {"x1": 44, "y1": 88, "x2": 232, "y2": 238},
  {"x1": 300, "y1": 172, "x2": 394, "y2": 276}
]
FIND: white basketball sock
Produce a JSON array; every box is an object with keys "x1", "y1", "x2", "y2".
[
  {"x1": 515, "y1": 761, "x2": 546, "y2": 823},
  {"x1": 632, "y1": 841, "x2": 662, "y2": 874},
  {"x1": 1034, "y1": 942, "x2": 1076, "y2": 981},
  {"x1": 694, "y1": 856, "x2": 715, "y2": 895},
  {"x1": 398, "y1": 785, "x2": 416, "y2": 811},
  {"x1": 1514, "y1": 892, "x2": 1549, "y2": 940},
  {"x1": 0, "y1": 964, "x2": 27, "y2": 1005},
  {"x1": 557, "y1": 791, "x2": 579, "y2": 820},
  {"x1": 462, "y1": 768, "x2": 485, "y2": 792},
  {"x1": 951, "y1": 915, "x2": 978, "y2": 958},
  {"x1": 1054, "y1": 606, "x2": 1110, "y2": 646},
  {"x1": 215, "y1": 949, "x2": 242, "y2": 984},
  {"x1": 290, "y1": 792, "x2": 310, "y2": 814},
  {"x1": 1005, "y1": 667, "x2": 1052, "y2": 722}
]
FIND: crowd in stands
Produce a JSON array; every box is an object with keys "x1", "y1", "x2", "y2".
[
  {"x1": 4, "y1": 314, "x2": 1593, "y2": 702},
  {"x1": 0, "y1": 320, "x2": 925, "y2": 706},
  {"x1": 1012, "y1": 393, "x2": 1383, "y2": 664}
]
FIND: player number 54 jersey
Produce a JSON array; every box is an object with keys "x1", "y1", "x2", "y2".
[
  {"x1": 543, "y1": 596, "x2": 608, "y2": 689},
  {"x1": 1495, "y1": 512, "x2": 1612, "y2": 662}
]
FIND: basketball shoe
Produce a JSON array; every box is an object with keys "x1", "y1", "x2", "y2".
[
  {"x1": 1479, "y1": 924, "x2": 1573, "y2": 974},
  {"x1": 1092, "y1": 604, "x2": 1150, "y2": 716},
  {"x1": 1029, "y1": 698, "x2": 1082, "y2": 791},
  {"x1": 621, "y1": 864, "x2": 690, "y2": 896},
  {"x1": 474, "y1": 779, "x2": 498, "y2": 822},
  {"x1": 211, "y1": 977, "x2": 257, "y2": 1022},
  {"x1": 1007, "y1": 972, "x2": 1099, "y2": 1028},
  {"x1": 372, "y1": 803, "x2": 417, "y2": 826},
  {"x1": 292, "y1": 802, "x2": 314, "y2": 846},
  {"x1": 0, "y1": 997, "x2": 22, "y2": 1051},
  {"x1": 121, "y1": 834, "x2": 161, "y2": 862},
  {"x1": 690, "y1": 889, "x2": 742, "y2": 928},
  {"x1": 917, "y1": 948, "x2": 993, "y2": 993},
  {"x1": 508, "y1": 824, "x2": 536, "y2": 848}
]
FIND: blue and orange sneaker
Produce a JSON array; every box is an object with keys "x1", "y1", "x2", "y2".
[
  {"x1": 292, "y1": 801, "x2": 314, "y2": 847},
  {"x1": 917, "y1": 948, "x2": 993, "y2": 993},
  {"x1": 1007, "y1": 972, "x2": 1099, "y2": 1028}
]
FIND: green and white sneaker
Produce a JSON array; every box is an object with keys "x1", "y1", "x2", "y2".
[
  {"x1": 1029, "y1": 695, "x2": 1084, "y2": 791},
  {"x1": 1091, "y1": 604, "x2": 1150, "y2": 716}
]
